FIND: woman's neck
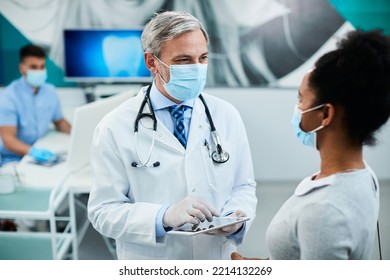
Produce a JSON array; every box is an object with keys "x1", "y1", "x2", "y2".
[{"x1": 316, "y1": 142, "x2": 364, "y2": 179}]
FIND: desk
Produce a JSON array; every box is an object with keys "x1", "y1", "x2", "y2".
[{"x1": 17, "y1": 130, "x2": 92, "y2": 193}]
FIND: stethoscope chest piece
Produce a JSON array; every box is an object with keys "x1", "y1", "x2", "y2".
[{"x1": 212, "y1": 150, "x2": 229, "y2": 163}]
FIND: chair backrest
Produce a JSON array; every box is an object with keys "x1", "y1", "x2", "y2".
[{"x1": 66, "y1": 90, "x2": 136, "y2": 172}]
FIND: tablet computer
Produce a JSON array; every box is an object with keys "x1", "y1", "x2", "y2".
[{"x1": 168, "y1": 216, "x2": 250, "y2": 236}]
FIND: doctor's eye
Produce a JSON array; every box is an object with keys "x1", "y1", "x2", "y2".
[{"x1": 199, "y1": 55, "x2": 208, "y2": 63}]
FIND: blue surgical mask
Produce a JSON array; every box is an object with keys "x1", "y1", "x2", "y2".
[
  {"x1": 291, "y1": 104, "x2": 325, "y2": 148},
  {"x1": 26, "y1": 70, "x2": 47, "y2": 87},
  {"x1": 155, "y1": 56, "x2": 207, "y2": 101}
]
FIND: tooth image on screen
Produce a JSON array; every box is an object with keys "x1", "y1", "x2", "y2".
[{"x1": 102, "y1": 36, "x2": 143, "y2": 77}]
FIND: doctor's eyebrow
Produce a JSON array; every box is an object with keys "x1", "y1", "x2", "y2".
[{"x1": 172, "y1": 52, "x2": 209, "y2": 63}]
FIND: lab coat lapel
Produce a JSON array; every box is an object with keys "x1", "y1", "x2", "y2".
[
  {"x1": 155, "y1": 116, "x2": 185, "y2": 154},
  {"x1": 186, "y1": 97, "x2": 210, "y2": 156}
]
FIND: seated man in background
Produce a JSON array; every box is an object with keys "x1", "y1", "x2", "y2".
[
  {"x1": 0, "y1": 44, "x2": 71, "y2": 168},
  {"x1": 0, "y1": 44, "x2": 71, "y2": 231}
]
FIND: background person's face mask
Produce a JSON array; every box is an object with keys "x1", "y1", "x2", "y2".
[
  {"x1": 155, "y1": 56, "x2": 208, "y2": 102},
  {"x1": 26, "y1": 69, "x2": 47, "y2": 87},
  {"x1": 291, "y1": 104, "x2": 325, "y2": 147}
]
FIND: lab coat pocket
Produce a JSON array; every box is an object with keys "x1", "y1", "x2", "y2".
[
  {"x1": 221, "y1": 240, "x2": 236, "y2": 260},
  {"x1": 119, "y1": 240, "x2": 169, "y2": 260},
  {"x1": 200, "y1": 140, "x2": 234, "y2": 193}
]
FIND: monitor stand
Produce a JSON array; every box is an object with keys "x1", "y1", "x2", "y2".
[
  {"x1": 94, "y1": 84, "x2": 144, "y2": 99},
  {"x1": 78, "y1": 83, "x2": 146, "y2": 102}
]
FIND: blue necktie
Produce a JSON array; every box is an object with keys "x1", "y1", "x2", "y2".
[{"x1": 167, "y1": 105, "x2": 189, "y2": 148}]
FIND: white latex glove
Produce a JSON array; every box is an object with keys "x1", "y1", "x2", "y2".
[
  {"x1": 163, "y1": 196, "x2": 220, "y2": 228},
  {"x1": 207, "y1": 209, "x2": 247, "y2": 237}
]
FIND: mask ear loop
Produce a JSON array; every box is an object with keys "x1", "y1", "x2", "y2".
[
  {"x1": 154, "y1": 55, "x2": 170, "y2": 85},
  {"x1": 157, "y1": 73, "x2": 168, "y2": 85},
  {"x1": 302, "y1": 103, "x2": 327, "y2": 133},
  {"x1": 308, "y1": 125, "x2": 324, "y2": 133},
  {"x1": 153, "y1": 55, "x2": 170, "y2": 68}
]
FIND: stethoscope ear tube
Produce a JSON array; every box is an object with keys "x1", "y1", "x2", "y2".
[
  {"x1": 199, "y1": 94, "x2": 216, "y2": 132},
  {"x1": 134, "y1": 85, "x2": 157, "y2": 133},
  {"x1": 133, "y1": 130, "x2": 157, "y2": 167}
]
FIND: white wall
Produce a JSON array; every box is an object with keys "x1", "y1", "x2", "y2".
[{"x1": 206, "y1": 87, "x2": 390, "y2": 182}]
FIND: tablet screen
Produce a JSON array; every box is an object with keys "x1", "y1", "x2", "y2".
[{"x1": 169, "y1": 216, "x2": 250, "y2": 236}]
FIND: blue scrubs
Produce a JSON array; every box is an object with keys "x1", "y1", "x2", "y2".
[{"x1": 0, "y1": 77, "x2": 63, "y2": 165}]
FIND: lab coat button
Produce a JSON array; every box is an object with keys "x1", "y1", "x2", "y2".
[{"x1": 158, "y1": 133, "x2": 162, "y2": 137}]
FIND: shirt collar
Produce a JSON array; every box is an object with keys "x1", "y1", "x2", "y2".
[
  {"x1": 294, "y1": 165, "x2": 370, "y2": 196},
  {"x1": 294, "y1": 173, "x2": 335, "y2": 196},
  {"x1": 149, "y1": 80, "x2": 195, "y2": 111},
  {"x1": 19, "y1": 76, "x2": 41, "y2": 95}
]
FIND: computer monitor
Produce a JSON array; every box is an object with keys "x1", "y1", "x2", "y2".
[
  {"x1": 63, "y1": 29, "x2": 153, "y2": 83},
  {"x1": 66, "y1": 89, "x2": 138, "y2": 172}
]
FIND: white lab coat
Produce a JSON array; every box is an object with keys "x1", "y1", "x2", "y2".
[{"x1": 88, "y1": 86, "x2": 257, "y2": 259}]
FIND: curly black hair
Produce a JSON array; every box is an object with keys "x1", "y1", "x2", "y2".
[{"x1": 309, "y1": 29, "x2": 390, "y2": 146}]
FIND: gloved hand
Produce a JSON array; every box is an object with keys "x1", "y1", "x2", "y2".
[
  {"x1": 28, "y1": 147, "x2": 58, "y2": 162},
  {"x1": 207, "y1": 209, "x2": 247, "y2": 237},
  {"x1": 163, "y1": 196, "x2": 220, "y2": 228}
]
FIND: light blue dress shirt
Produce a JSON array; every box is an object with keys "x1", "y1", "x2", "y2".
[{"x1": 0, "y1": 77, "x2": 63, "y2": 166}]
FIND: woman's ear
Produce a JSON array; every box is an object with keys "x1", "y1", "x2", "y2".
[{"x1": 321, "y1": 103, "x2": 335, "y2": 127}]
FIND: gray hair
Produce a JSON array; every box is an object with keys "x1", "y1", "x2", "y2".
[{"x1": 141, "y1": 11, "x2": 209, "y2": 57}]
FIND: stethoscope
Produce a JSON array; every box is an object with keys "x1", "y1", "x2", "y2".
[{"x1": 131, "y1": 85, "x2": 230, "y2": 168}]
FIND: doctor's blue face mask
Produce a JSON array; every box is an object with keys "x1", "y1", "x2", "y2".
[
  {"x1": 154, "y1": 55, "x2": 208, "y2": 102},
  {"x1": 291, "y1": 104, "x2": 325, "y2": 148}
]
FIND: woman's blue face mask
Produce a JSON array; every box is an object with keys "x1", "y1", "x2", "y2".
[
  {"x1": 291, "y1": 104, "x2": 325, "y2": 148},
  {"x1": 155, "y1": 56, "x2": 208, "y2": 102}
]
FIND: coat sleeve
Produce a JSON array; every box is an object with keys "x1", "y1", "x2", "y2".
[{"x1": 87, "y1": 122, "x2": 164, "y2": 246}]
